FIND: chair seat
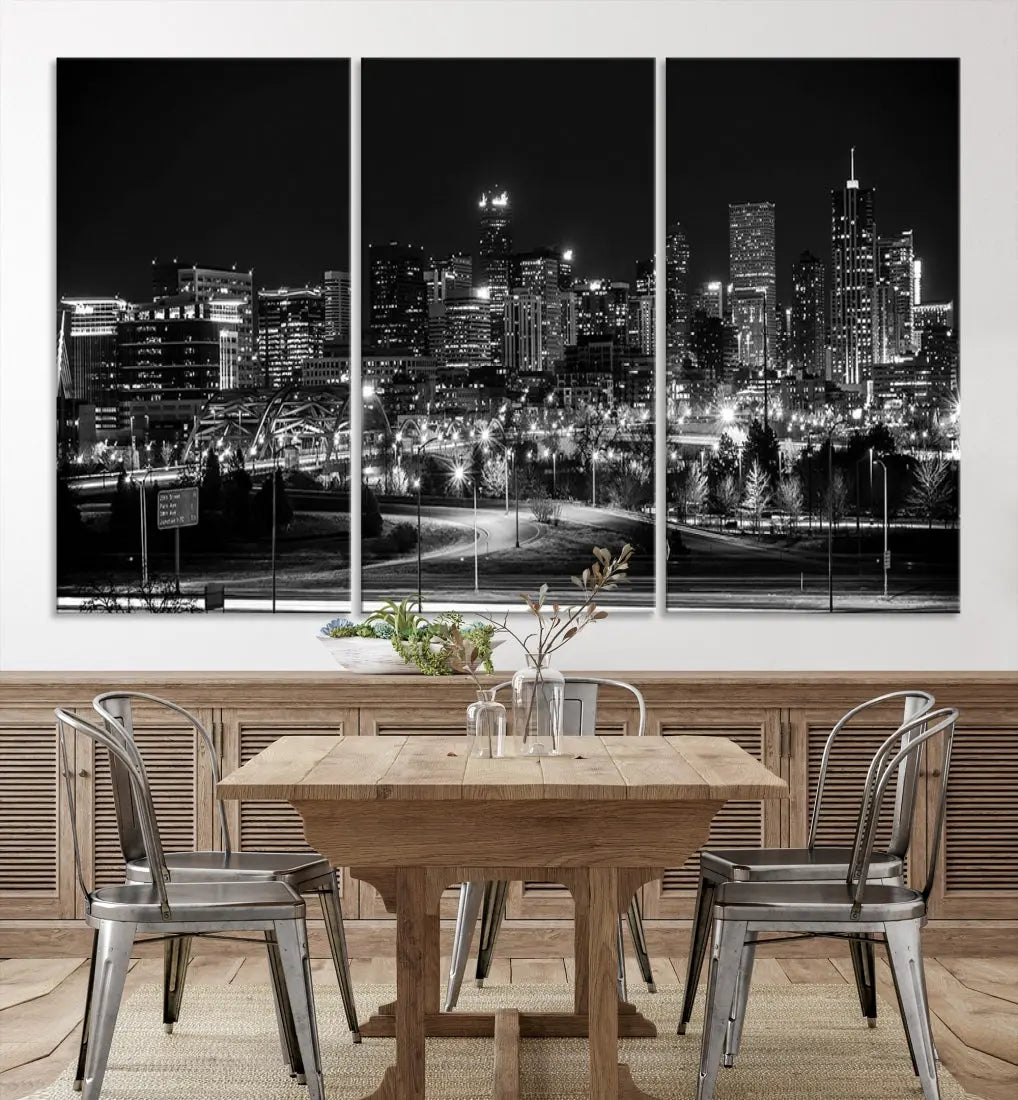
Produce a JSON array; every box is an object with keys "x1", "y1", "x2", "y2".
[
  {"x1": 126, "y1": 850, "x2": 331, "y2": 886},
  {"x1": 88, "y1": 880, "x2": 306, "y2": 924},
  {"x1": 714, "y1": 881, "x2": 926, "y2": 923},
  {"x1": 701, "y1": 846, "x2": 903, "y2": 883}
]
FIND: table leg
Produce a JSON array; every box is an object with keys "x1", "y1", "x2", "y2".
[{"x1": 587, "y1": 866, "x2": 619, "y2": 1100}]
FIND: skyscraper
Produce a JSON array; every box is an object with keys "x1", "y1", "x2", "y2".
[
  {"x1": 790, "y1": 251, "x2": 826, "y2": 376},
  {"x1": 425, "y1": 254, "x2": 473, "y2": 301},
  {"x1": 368, "y1": 242, "x2": 428, "y2": 355},
  {"x1": 830, "y1": 150, "x2": 877, "y2": 386},
  {"x1": 877, "y1": 230, "x2": 915, "y2": 359},
  {"x1": 430, "y1": 296, "x2": 491, "y2": 373},
  {"x1": 155, "y1": 262, "x2": 257, "y2": 387},
  {"x1": 515, "y1": 250, "x2": 563, "y2": 369},
  {"x1": 323, "y1": 270, "x2": 351, "y2": 342},
  {"x1": 257, "y1": 287, "x2": 326, "y2": 389},
  {"x1": 665, "y1": 223, "x2": 690, "y2": 368},
  {"x1": 729, "y1": 202, "x2": 776, "y2": 371},
  {"x1": 479, "y1": 188, "x2": 512, "y2": 369},
  {"x1": 691, "y1": 280, "x2": 723, "y2": 320},
  {"x1": 57, "y1": 297, "x2": 126, "y2": 405},
  {"x1": 504, "y1": 289, "x2": 543, "y2": 375}
]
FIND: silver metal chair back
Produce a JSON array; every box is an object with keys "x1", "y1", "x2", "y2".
[
  {"x1": 55, "y1": 707, "x2": 173, "y2": 919},
  {"x1": 492, "y1": 676, "x2": 647, "y2": 736},
  {"x1": 93, "y1": 692, "x2": 232, "y2": 859},
  {"x1": 809, "y1": 690, "x2": 935, "y2": 858},
  {"x1": 847, "y1": 707, "x2": 958, "y2": 909}
]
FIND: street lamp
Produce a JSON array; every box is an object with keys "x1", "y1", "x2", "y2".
[
  {"x1": 873, "y1": 451, "x2": 890, "y2": 600},
  {"x1": 452, "y1": 463, "x2": 480, "y2": 595},
  {"x1": 591, "y1": 449, "x2": 599, "y2": 506}
]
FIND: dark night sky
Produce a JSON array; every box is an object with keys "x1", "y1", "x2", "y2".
[
  {"x1": 362, "y1": 59, "x2": 654, "y2": 324},
  {"x1": 667, "y1": 58, "x2": 959, "y2": 310},
  {"x1": 57, "y1": 59, "x2": 350, "y2": 302}
]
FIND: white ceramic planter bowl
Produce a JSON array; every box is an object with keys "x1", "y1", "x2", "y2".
[
  {"x1": 318, "y1": 634, "x2": 504, "y2": 675},
  {"x1": 318, "y1": 636, "x2": 421, "y2": 674}
]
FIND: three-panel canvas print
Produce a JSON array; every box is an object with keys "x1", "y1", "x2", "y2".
[{"x1": 56, "y1": 57, "x2": 959, "y2": 614}]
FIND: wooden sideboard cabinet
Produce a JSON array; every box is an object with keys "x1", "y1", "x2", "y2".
[{"x1": 1, "y1": 672, "x2": 1016, "y2": 956}]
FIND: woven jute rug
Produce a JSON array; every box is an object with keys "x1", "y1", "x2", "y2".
[{"x1": 29, "y1": 981, "x2": 971, "y2": 1099}]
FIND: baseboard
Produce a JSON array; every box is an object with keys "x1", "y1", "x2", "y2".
[{"x1": 2, "y1": 918, "x2": 1015, "y2": 958}]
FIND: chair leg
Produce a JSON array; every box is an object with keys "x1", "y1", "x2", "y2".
[
  {"x1": 885, "y1": 921, "x2": 939, "y2": 1100},
  {"x1": 679, "y1": 874, "x2": 716, "y2": 1034},
  {"x1": 696, "y1": 918, "x2": 748, "y2": 1100},
  {"x1": 849, "y1": 933, "x2": 878, "y2": 1027},
  {"x1": 884, "y1": 935, "x2": 920, "y2": 1076},
  {"x1": 265, "y1": 929, "x2": 303, "y2": 1079},
  {"x1": 73, "y1": 928, "x2": 100, "y2": 1091},
  {"x1": 318, "y1": 872, "x2": 361, "y2": 1041},
  {"x1": 626, "y1": 892, "x2": 656, "y2": 992},
  {"x1": 723, "y1": 935, "x2": 757, "y2": 1067},
  {"x1": 274, "y1": 918, "x2": 325, "y2": 1100},
  {"x1": 445, "y1": 881, "x2": 485, "y2": 1011},
  {"x1": 616, "y1": 917, "x2": 627, "y2": 1002},
  {"x1": 475, "y1": 880, "x2": 509, "y2": 987},
  {"x1": 162, "y1": 935, "x2": 192, "y2": 1033},
  {"x1": 80, "y1": 920, "x2": 135, "y2": 1100}
]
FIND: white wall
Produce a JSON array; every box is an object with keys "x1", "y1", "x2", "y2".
[{"x1": 2, "y1": 0, "x2": 1016, "y2": 672}]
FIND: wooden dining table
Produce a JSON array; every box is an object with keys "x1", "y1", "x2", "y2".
[{"x1": 218, "y1": 732, "x2": 787, "y2": 1100}]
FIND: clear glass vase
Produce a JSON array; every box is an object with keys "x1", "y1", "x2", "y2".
[
  {"x1": 466, "y1": 688, "x2": 507, "y2": 759},
  {"x1": 511, "y1": 655, "x2": 565, "y2": 756}
]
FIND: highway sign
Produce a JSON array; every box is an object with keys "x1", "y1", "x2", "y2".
[{"x1": 157, "y1": 487, "x2": 199, "y2": 530}]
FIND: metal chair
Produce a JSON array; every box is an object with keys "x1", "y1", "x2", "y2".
[
  {"x1": 445, "y1": 677, "x2": 653, "y2": 1011},
  {"x1": 77, "y1": 691, "x2": 357, "y2": 1082},
  {"x1": 678, "y1": 689, "x2": 935, "y2": 1037},
  {"x1": 696, "y1": 707, "x2": 957, "y2": 1100},
  {"x1": 55, "y1": 708, "x2": 325, "y2": 1100}
]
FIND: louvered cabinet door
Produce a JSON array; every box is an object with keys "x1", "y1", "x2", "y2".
[
  {"x1": 0, "y1": 710, "x2": 76, "y2": 918},
  {"x1": 79, "y1": 703, "x2": 216, "y2": 911},
  {"x1": 925, "y1": 711, "x2": 1018, "y2": 919},
  {"x1": 220, "y1": 707, "x2": 359, "y2": 918},
  {"x1": 640, "y1": 708, "x2": 782, "y2": 918},
  {"x1": 789, "y1": 702, "x2": 925, "y2": 889}
]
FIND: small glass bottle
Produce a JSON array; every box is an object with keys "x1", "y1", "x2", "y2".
[
  {"x1": 511, "y1": 654, "x2": 566, "y2": 756},
  {"x1": 466, "y1": 688, "x2": 507, "y2": 759}
]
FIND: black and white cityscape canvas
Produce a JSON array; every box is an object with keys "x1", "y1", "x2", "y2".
[
  {"x1": 360, "y1": 58, "x2": 655, "y2": 608},
  {"x1": 56, "y1": 59, "x2": 352, "y2": 611},
  {"x1": 665, "y1": 59, "x2": 960, "y2": 612}
]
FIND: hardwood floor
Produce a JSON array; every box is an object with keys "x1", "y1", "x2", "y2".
[{"x1": 1, "y1": 955, "x2": 1016, "y2": 1100}]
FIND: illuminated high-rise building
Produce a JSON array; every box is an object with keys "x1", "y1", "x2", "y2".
[
  {"x1": 154, "y1": 261, "x2": 257, "y2": 387},
  {"x1": 515, "y1": 250, "x2": 562, "y2": 368},
  {"x1": 368, "y1": 241, "x2": 428, "y2": 355},
  {"x1": 323, "y1": 270, "x2": 351, "y2": 342},
  {"x1": 666, "y1": 223, "x2": 690, "y2": 367},
  {"x1": 729, "y1": 202, "x2": 776, "y2": 371},
  {"x1": 478, "y1": 188, "x2": 512, "y2": 368},
  {"x1": 428, "y1": 294, "x2": 490, "y2": 373},
  {"x1": 877, "y1": 230, "x2": 915, "y2": 358},
  {"x1": 691, "y1": 280, "x2": 723, "y2": 320},
  {"x1": 58, "y1": 297, "x2": 126, "y2": 405},
  {"x1": 504, "y1": 289, "x2": 542, "y2": 375},
  {"x1": 425, "y1": 253, "x2": 472, "y2": 301},
  {"x1": 635, "y1": 258, "x2": 655, "y2": 297},
  {"x1": 558, "y1": 247, "x2": 574, "y2": 290},
  {"x1": 257, "y1": 287, "x2": 326, "y2": 389},
  {"x1": 830, "y1": 150, "x2": 877, "y2": 386},
  {"x1": 790, "y1": 251, "x2": 826, "y2": 375}
]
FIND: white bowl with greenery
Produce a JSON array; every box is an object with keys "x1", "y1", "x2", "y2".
[{"x1": 319, "y1": 602, "x2": 498, "y2": 676}]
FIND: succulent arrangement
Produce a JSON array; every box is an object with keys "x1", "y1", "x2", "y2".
[
  {"x1": 320, "y1": 545, "x2": 632, "y2": 678},
  {"x1": 321, "y1": 598, "x2": 496, "y2": 677}
]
